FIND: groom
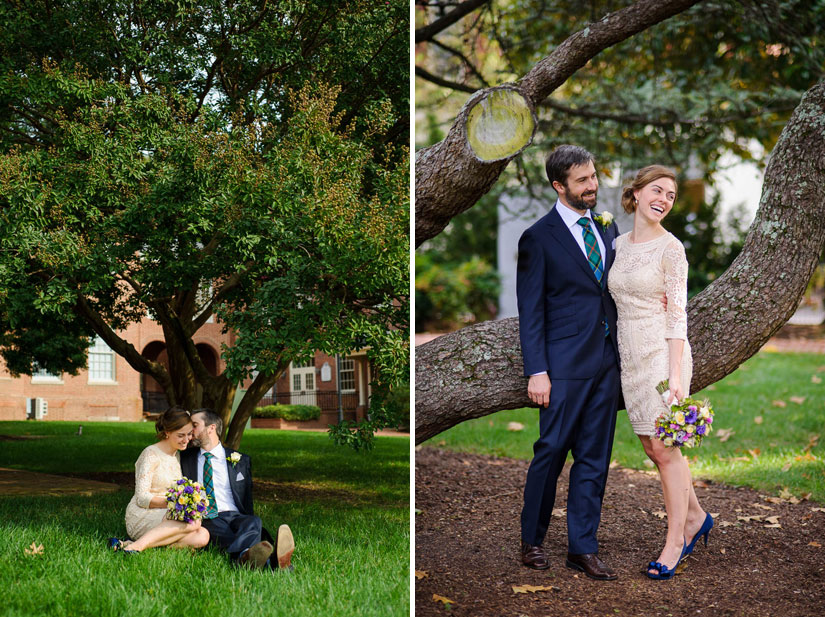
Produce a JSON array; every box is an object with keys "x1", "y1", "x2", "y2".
[
  {"x1": 517, "y1": 145, "x2": 621, "y2": 580},
  {"x1": 180, "y1": 408, "x2": 295, "y2": 570}
]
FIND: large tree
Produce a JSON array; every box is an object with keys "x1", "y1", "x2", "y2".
[
  {"x1": 0, "y1": 1, "x2": 409, "y2": 449},
  {"x1": 414, "y1": 0, "x2": 825, "y2": 442}
]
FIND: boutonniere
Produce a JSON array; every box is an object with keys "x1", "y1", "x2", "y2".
[
  {"x1": 226, "y1": 452, "x2": 241, "y2": 467},
  {"x1": 593, "y1": 211, "x2": 614, "y2": 228}
]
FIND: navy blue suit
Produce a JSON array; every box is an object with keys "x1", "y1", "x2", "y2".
[{"x1": 517, "y1": 204, "x2": 621, "y2": 554}]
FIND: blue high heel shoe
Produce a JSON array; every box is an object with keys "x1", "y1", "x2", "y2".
[
  {"x1": 646, "y1": 540, "x2": 686, "y2": 580},
  {"x1": 107, "y1": 537, "x2": 123, "y2": 551},
  {"x1": 683, "y1": 513, "x2": 714, "y2": 557}
]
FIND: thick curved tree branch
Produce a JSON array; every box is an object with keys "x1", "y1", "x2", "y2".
[
  {"x1": 415, "y1": 78, "x2": 825, "y2": 444},
  {"x1": 415, "y1": 0, "x2": 702, "y2": 248}
]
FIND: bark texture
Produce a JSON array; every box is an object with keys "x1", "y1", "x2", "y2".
[
  {"x1": 414, "y1": 0, "x2": 703, "y2": 248},
  {"x1": 415, "y1": 79, "x2": 825, "y2": 445}
]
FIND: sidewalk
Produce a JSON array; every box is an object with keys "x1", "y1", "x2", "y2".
[{"x1": 0, "y1": 467, "x2": 120, "y2": 497}]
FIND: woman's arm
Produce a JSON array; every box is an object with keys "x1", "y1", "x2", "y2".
[{"x1": 663, "y1": 239, "x2": 689, "y2": 404}]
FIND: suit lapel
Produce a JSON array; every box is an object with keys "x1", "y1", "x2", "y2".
[{"x1": 546, "y1": 207, "x2": 601, "y2": 287}]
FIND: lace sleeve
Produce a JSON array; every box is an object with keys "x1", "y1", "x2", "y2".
[
  {"x1": 134, "y1": 447, "x2": 160, "y2": 509},
  {"x1": 662, "y1": 238, "x2": 689, "y2": 340}
]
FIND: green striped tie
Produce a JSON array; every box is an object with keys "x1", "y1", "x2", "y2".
[
  {"x1": 577, "y1": 217, "x2": 609, "y2": 337},
  {"x1": 203, "y1": 452, "x2": 219, "y2": 519}
]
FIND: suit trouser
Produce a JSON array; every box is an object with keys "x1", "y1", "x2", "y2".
[
  {"x1": 520, "y1": 339, "x2": 620, "y2": 554},
  {"x1": 203, "y1": 511, "x2": 263, "y2": 560}
]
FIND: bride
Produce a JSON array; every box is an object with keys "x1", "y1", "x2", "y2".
[
  {"x1": 109, "y1": 407, "x2": 210, "y2": 552},
  {"x1": 607, "y1": 165, "x2": 713, "y2": 579}
]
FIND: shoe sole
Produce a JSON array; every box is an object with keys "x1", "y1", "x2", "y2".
[
  {"x1": 244, "y1": 540, "x2": 273, "y2": 569},
  {"x1": 565, "y1": 559, "x2": 618, "y2": 581},
  {"x1": 276, "y1": 524, "x2": 294, "y2": 570},
  {"x1": 522, "y1": 560, "x2": 551, "y2": 570}
]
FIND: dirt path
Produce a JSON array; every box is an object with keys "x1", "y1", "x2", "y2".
[{"x1": 415, "y1": 448, "x2": 825, "y2": 617}]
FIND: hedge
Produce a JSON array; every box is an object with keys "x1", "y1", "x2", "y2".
[{"x1": 252, "y1": 404, "x2": 321, "y2": 421}]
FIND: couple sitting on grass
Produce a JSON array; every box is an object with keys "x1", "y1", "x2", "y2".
[{"x1": 108, "y1": 407, "x2": 295, "y2": 571}]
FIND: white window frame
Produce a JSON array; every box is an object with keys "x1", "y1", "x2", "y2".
[
  {"x1": 87, "y1": 336, "x2": 117, "y2": 384},
  {"x1": 31, "y1": 363, "x2": 63, "y2": 384},
  {"x1": 339, "y1": 357, "x2": 356, "y2": 393}
]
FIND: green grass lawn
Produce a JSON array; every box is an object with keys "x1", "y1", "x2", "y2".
[
  {"x1": 428, "y1": 351, "x2": 825, "y2": 502},
  {"x1": 0, "y1": 424, "x2": 410, "y2": 617}
]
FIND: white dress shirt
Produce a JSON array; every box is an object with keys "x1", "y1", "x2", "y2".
[
  {"x1": 197, "y1": 442, "x2": 239, "y2": 513},
  {"x1": 529, "y1": 201, "x2": 607, "y2": 377},
  {"x1": 554, "y1": 199, "x2": 606, "y2": 259}
]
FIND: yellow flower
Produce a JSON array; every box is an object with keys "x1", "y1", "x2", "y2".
[
  {"x1": 685, "y1": 425, "x2": 695, "y2": 434},
  {"x1": 178, "y1": 497, "x2": 186, "y2": 505},
  {"x1": 674, "y1": 411, "x2": 685, "y2": 425},
  {"x1": 193, "y1": 492, "x2": 201, "y2": 503}
]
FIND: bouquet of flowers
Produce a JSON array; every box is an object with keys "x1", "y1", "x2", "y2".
[
  {"x1": 165, "y1": 477, "x2": 210, "y2": 523},
  {"x1": 654, "y1": 379, "x2": 714, "y2": 448}
]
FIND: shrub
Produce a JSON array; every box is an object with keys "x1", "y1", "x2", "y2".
[{"x1": 252, "y1": 404, "x2": 321, "y2": 421}]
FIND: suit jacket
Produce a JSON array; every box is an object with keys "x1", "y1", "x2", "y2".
[
  {"x1": 180, "y1": 445, "x2": 254, "y2": 516},
  {"x1": 517, "y1": 206, "x2": 620, "y2": 380}
]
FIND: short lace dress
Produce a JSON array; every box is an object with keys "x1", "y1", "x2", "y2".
[
  {"x1": 607, "y1": 232, "x2": 693, "y2": 435},
  {"x1": 124, "y1": 443, "x2": 182, "y2": 540}
]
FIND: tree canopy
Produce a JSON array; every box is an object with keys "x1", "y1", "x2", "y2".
[{"x1": 0, "y1": 0, "x2": 409, "y2": 449}]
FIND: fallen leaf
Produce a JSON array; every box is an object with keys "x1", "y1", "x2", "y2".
[
  {"x1": 804, "y1": 435, "x2": 820, "y2": 452},
  {"x1": 801, "y1": 492, "x2": 812, "y2": 501},
  {"x1": 643, "y1": 460, "x2": 655, "y2": 468},
  {"x1": 512, "y1": 584, "x2": 559, "y2": 594},
  {"x1": 812, "y1": 375, "x2": 822, "y2": 384},
  {"x1": 24, "y1": 542, "x2": 44, "y2": 556},
  {"x1": 716, "y1": 428, "x2": 735, "y2": 443},
  {"x1": 432, "y1": 594, "x2": 454, "y2": 606},
  {"x1": 779, "y1": 487, "x2": 794, "y2": 500},
  {"x1": 812, "y1": 507, "x2": 825, "y2": 513},
  {"x1": 765, "y1": 497, "x2": 783, "y2": 504},
  {"x1": 507, "y1": 422, "x2": 525, "y2": 432},
  {"x1": 462, "y1": 459, "x2": 472, "y2": 466},
  {"x1": 754, "y1": 415, "x2": 764, "y2": 424},
  {"x1": 752, "y1": 503, "x2": 774, "y2": 511},
  {"x1": 415, "y1": 509, "x2": 423, "y2": 515},
  {"x1": 788, "y1": 496, "x2": 801, "y2": 504},
  {"x1": 764, "y1": 523, "x2": 782, "y2": 529},
  {"x1": 748, "y1": 448, "x2": 761, "y2": 458},
  {"x1": 488, "y1": 420, "x2": 494, "y2": 426},
  {"x1": 737, "y1": 515, "x2": 764, "y2": 523},
  {"x1": 717, "y1": 520, "x2": 735, "y2": 527},
  {"x1": 652, "y1": 510, "x2": 667, "y2": 519},
  {"x1": 790, "y1": 396, "x2": 806, "y2": 405},
  {"x1": 552, "y1": 508, "x2": 566, "y2": 518},
  {"x1": 720, "y1": 548, "x2": 726, "y2": 554},
  {"x1": 693, "y1": 479, "x2": 709, "y2": 488},
  {"x1": 709, "y1": 512, "x2": 721, "y2": 519},
  {"x1": 764, "y1": 516, "x2": 781, "y2": 525},
  {"x1": 781, "y1": 461, "x2": 792, "y2": 472},
  {"x1": 609, "y1": 459, "x2": 620, "y2": 469},
  {"x1": 817, "y1": 366, "x2": 825, "y2": 373},
  {"x1": 415, "y1": 571, "x2": 429, "y2": 579},
  {"x1": 809, "y1": 541, "x2": 822, "y2": 547},
  {"x1": 772, "y1": 400, "x2": 786, "y2": 408}
]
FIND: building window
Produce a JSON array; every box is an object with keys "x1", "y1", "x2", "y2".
[
  {"x1": 291, "y1": 359, "x2": 315, "y2": 392},
  {"x1": 339, "y1": 357, "x2": 355, "y2": 393},
  {"x1": 31, "y1": 363, "x2": 62, "y2": 383},
  {"x1": 88, "y1": 336, "x2": 116, "y2": 383}
]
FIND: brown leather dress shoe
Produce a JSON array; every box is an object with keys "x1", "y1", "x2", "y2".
[
  {"x1": 240, "y1": 540, "x2": 273, "y2": 569},
  {"x1": 521, "y1": 542, "x2": 551, "y2": 570},
  {"x1": 565, "y1": 552, "x2": 618, "y2": 581}
]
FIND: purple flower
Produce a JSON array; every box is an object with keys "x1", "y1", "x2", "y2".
[
  {"x1": 685, "y1": 409, "x2": 698, "y2": 424},
  {"x1": 176, "y1": 503, "x2": 184, "y2": 511},
  {"x1": 697, "y1": 425, "x2": 707, "y2": 435},
  {"x1": 688, "y1": 405, "x2": 697, "y2": 412},
  {"x1": 197, "y1": 504, "x2": 205, "y2": 512},
  {"x1": 670, "y1": 423, "x2": 678, "y2": 430},
  {"x1": 183, "y1": 486, "x2": 194, "y2": 494},
  {"x1": 177, "y1": 479, "x2": 186, "y2": 485},
  {"x1": 676, "y1": 431, "x2": 687, "y2": 443}
]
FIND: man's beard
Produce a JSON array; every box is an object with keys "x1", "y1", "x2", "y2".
[
  {"x1": 191, "y1": 436, "x2": 202, "y2": 448},
  {"x1": 567, "y1": 189, "x2": 597, "y2": 211}
]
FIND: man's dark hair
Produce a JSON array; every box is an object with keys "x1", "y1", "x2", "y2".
[
  {"x1": 545, "y1": 145, "x2": 595, "y2": 189},
  {"x1": 192, "y1": 407, "x2": 223, "y2": 439}
]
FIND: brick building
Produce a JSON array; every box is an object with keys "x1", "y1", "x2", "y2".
[{"x1": 0, "y1": 317, "x2": 371, "y2": 424}]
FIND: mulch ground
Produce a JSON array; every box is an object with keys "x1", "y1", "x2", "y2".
[{"x1": 415, "y1": 447, "x2": 825, "y2": 617}]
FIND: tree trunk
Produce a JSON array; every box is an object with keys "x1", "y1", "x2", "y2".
[
  {"x1": 415, "y1": 79, "x2": 825, "y2": 445},
  {"x1": 414, "y1": 0, "x2": 702, "y2": 248}
]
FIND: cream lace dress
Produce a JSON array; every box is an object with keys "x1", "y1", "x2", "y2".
[
  {"x1": 124, "y1": 444, "x2": 182, "y2": 540},
  {"x1": 607, "y1": 232, "x2": 693, "y2": 435}
]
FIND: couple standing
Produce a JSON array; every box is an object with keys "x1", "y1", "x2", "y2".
[
  {"x1": 517, "y1": 145, "x2": 713, "y2": 580},
  {"x1": 111, "y1": 407, "x2": 295, "y2": 571}
]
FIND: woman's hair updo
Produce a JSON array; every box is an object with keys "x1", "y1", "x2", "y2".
[
  {"x1": 155, "y1": 406, "x2": 192, "y2": 440},
  {"x1": 620, "y1": 165, "x2": 678, "y2": 214}
]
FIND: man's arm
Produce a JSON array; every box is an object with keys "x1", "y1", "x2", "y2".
[{"x1": 516, "y1": 229, "x2": 551, "y2": 408}]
